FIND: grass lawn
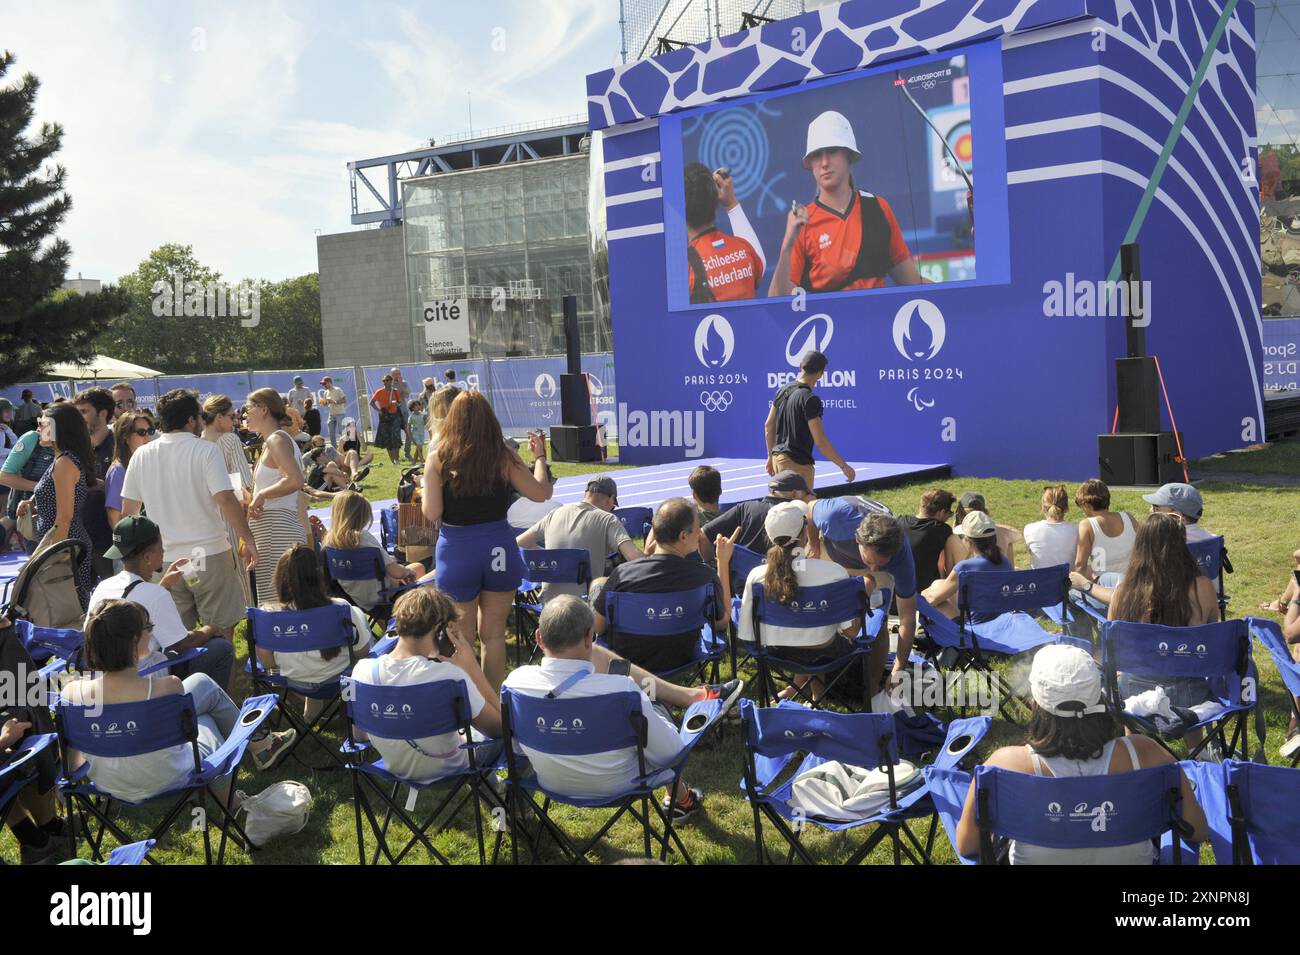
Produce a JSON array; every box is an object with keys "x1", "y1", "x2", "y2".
[{"x1": 10, "y1": 440, "x2": 1300, "y2": 865}]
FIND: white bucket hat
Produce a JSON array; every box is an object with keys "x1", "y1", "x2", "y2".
[
  {"x1": 803, "y1": 110, "x2": 861, "y2": 168},
  {"x1": 1029, "y1": 644, "x2": 1107, "y2": 718}
]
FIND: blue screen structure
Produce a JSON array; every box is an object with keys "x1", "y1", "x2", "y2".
[{"x1": 661, "y1": 43, "x2": 1009, "y2": 312}]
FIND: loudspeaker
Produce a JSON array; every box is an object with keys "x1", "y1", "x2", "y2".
[
  {"x1": 1115, "y1": 357, "x2": 1161, "y2": 433},
  {"x1": 563, "y1": 294, "x2": 581, "y2": 376},
  {"x1": 560, "y1": 373, "x2": 591, "y2": 426},
  {"x1": 1097, "y1": 432, "x2": 1183, "y2": 486},
  {"x1": 551, "y1": 424, "x2": 601, "y2": 463}
]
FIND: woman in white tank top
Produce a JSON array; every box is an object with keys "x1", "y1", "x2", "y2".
[
  {"x1": 955, "y1": 644, "x2": 1206, "y2": 864},
  {"x1": 1073, "y1": 479, "x2": 1137, "y2": 578},
  {"x1": 244, "y1": 388, "x2": 308, "y2": 603}
]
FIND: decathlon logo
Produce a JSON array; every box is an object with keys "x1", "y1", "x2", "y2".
[
  {"x1": 1000, "y1": 582, "x2": 1037, "y2": 596},
  {"x1": 694, "y1": 314, "x2": 734, "y2": 368},
  {"x1": 587, "y1": 373, "x2": 604, "y2": 397},
  {"x1": 541, "y1": 716, "x2": 585, "y2": 735},
  {"x1": 892, "y1": 300, "x2": 946, "y2": 361},
  {"x1": 699, "y1": 390, "x2": 732, "y2": 412},
  {"x1": 534, "y1": 373, "x2": 557, "y2": 399},
  {"x1": 785, "y1": 313, "x2": 834, "y2": 368}
]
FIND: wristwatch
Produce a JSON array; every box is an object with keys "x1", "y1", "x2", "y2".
[{"x1": 1082, "y1": 580, "x2": 1095, "y2": 594}]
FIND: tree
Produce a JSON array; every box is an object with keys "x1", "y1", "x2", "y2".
[
  {"x1": 0, "y1": 50, "x2": 127, "y2": 386},
  {"x1": 250, "y1": 273, "x2": 323, "y2": 369},
  {"x1": 102, "y1": 243, "x2": 240, "y2": 372}
]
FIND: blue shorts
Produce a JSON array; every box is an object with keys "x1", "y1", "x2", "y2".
[{"x1": 435, "y1": 520, "x2": 524, "y2": 602}]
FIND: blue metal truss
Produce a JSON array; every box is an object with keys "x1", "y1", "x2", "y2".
[{"x1": 348, "y1": 118, "x2": 589, "y2": 227}]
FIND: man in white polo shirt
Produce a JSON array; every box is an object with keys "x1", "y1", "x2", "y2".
[
  {"x1": 503, "y1": 595, "x2": 741, "y2": 821},
  {"x1": 121, "y1": 389, "x2": 258, "y2": 641}
]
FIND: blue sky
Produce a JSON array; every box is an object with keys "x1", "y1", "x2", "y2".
[{"x1": 5, "y1": 0, "x2": 622, "y2": 283}]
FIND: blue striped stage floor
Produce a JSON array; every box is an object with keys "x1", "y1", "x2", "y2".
[{"x1": 311, "y1": 456, "x2": 949, "y2": 529}]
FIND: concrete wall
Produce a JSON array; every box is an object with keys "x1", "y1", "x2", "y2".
[{"x1": 317, "y1": 227, "x2": 412, "y2": 368}]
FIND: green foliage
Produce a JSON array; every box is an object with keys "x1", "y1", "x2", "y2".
[
  {"x1": 0, "y1": 50, "x2": 128, "y2": 386},
  {"x1": 101, "y1": 243, "x2": 323, "y2": 373}
]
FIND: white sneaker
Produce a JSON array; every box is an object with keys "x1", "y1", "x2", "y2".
[{"x1": 1281, "y1": 732, "x2": 1300, "y2": 760}]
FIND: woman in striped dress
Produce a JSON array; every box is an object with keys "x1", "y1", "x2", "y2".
[
  {"x1": 201, "y1": 394, "x2": 255, "y2": 606},
  {"x1": 243, "y1": 388, "x2": 308, "y2": 603}
]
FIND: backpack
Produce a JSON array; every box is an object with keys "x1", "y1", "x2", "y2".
[
  {"x1": 396, "y1": 466, "x2": 423, "y2": 504},
  {"x1": 238, "y1": 781, "x2": 313, "y2": 847}
]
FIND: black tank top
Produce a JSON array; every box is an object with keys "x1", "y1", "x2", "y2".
[{"x1": 441, "y1": 474, "x2": 512, "y2": 526}]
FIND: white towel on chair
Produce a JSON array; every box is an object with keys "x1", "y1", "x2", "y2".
[{"x1": 1125, "y1": 687, "x2": 1173, "y2": 720}]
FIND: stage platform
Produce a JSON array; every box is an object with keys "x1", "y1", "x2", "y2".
[
  {"x1": 312, "y1": 456, "x2": 949, "y2": 529},
  {"x1": 0, "y1": 458, "x2": 948, "y2": 593},
  {"x1": 547, "y1": 457, "x2": 949, "y2": 509}
]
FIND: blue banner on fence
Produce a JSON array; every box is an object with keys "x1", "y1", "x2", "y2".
[
  {"x1": 1263, "y1": 319, "x2": 1300, "y2": 393},
  {"x1": 251, "y1": 367, "x2": 360, "y2": 425}
]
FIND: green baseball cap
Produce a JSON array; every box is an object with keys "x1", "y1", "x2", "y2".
[{"x1": 104, "y1": 515, "x2": 161, "y2": 560}]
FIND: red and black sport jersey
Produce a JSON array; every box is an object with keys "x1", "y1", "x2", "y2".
[
  {"x1": 788, "y1": 192, "x2": 911, "y2": 293},
  {"x1": 687, "y1": 229, "x2": 761, "y2": 303}
]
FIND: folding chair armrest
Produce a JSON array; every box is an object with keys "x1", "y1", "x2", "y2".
[
  {"x1": 201, "y1": 693, "x2": 279, "y2": 779},
  {"x1": 368, "y1": 635, "x2": 398, "y2": 658},
  {"x1": 138, "y1": 646, "x2": 208, "y2": 677},
  {"x1": 677, "y1": 698, "x2": 724, "y2": 747},
  {"x1": 0, "y1": 732, "x2": 57, "y2": 780},
  {"x1": 107, "y1": 840, "x2": 156, "y2": 865}
]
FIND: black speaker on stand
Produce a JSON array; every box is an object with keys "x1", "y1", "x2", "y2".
[
  {"x1": 1097, "y1": 244, "x2": 1182, "y2": 485},
  {"x1": 551, "y1": 294, "x2": 601, "y2": 462}
]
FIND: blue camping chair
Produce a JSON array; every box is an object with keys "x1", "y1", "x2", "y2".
[
  {"x1": 1187, "y1": 535, "x2": 1231, "y2": 621},
  {"x1": 744, "y1": 578, "x2": 876, "y2": 709},
  {"x1": 1101, "y1": 618, "x2": 1255, "y2": 761},
  {"x1": 725, "y1": 543, "x2": 765, "y2": 673},
  {"x1": 245, "y1": 603, "x2": 365, "y2": 770},
  {"x1": 737, "y1": 702, "x2": 986, "y2": 864},
  {"x1": 13, "y1": 618, "x2": 84, "y2": 670},
  {"x1": 513, "y1": 548, "x2": 592, "y2": 667},
  {"x1": 322, "y1": 545, "x2": 395, "y2": 630},
  {"x1": 601, "y1": 584, "x2": 725, "y2": 684},
  {"x1": 1249, "y1": 618, "x2": 1300, "y2": 765},
  {"x1": 501, "y1": 686, "x2": 722, "y2": 864},
  {"x1": 917, "y1": 564, "x2": 1071, "y2": 723},
  {"x1": 0, "y1": 733, "x2": 58, "y2": 864},
  {"x1": 973, "y1": 762, "x2": 1195, "y2": 864},
  {"x1": 1184, "y1": 759, "x2": 1300, "y2": 865},
  {"x1": 613, "y1": 506, "x2": 653, "y2": 541},
  {"x1": 55, "y1": 688, "x2": 278, "y2": 864},
  {"x1": 340, "y1": 677, "x2": 508, "y2": 866}
]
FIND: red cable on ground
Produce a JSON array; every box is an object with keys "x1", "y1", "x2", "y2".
[{"x1": 1152, "y1": 354, "x2": 1190, "y2": 483}]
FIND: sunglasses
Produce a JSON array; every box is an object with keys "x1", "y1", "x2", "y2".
[{"x1": 132, "y1": 427, "x2": 157, "y2": 438}]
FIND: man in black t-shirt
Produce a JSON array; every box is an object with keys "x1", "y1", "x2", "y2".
[
  {"x1": 896, "y1": 487, "x2": 967, "y2": 594},
  {"x1": 700, "y1": 469, "x2": 815, "y2": 559},
  {"x1": 590, "y1": 498, "x2": 734, "y2": 674},
  {"x1": 764, "y1": 349, "x2": 854, "y2": 492}
]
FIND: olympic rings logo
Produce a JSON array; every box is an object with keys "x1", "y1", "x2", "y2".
[{"x1": 699, "y1": 390, "x2": 733, "y2": 412}]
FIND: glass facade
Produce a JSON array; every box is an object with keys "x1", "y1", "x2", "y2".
[
  {"x1": 1258, "y1": 0, "x2": 1300, "y2": 318},
  {"x1": 402, "y1": 154, "x2": 613, "y2": 358}
]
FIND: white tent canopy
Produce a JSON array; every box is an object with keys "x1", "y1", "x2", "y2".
[{"x1": 44, "y1": 355, "x2": 161, "y2": 380}]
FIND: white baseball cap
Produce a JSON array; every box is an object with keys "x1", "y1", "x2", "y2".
[
  {"x1": 954, "y1": 510, "x2": 997, "y2": 539},
  {"x1": 764, "y1": 500, "x2": 807, "y2": 546},
  {"x1": 803, "y1": 111, "x2": 861, "y2": 168},
  {"x1": 1029, "y1": 644, "x2": 1107, "y2": 718}
]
